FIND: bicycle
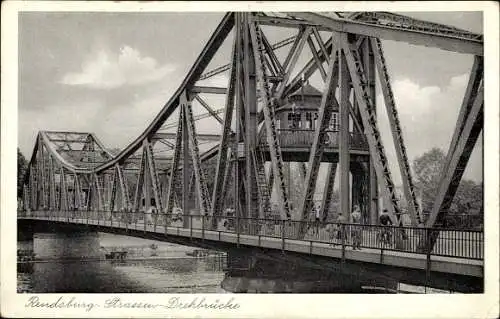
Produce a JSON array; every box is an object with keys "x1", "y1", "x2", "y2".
[{"x1": 377, "y1": 227, "x2": 393, "y2": 247}]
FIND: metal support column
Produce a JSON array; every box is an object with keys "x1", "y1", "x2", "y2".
[
  {"x1": 339, "y1": 41, "x2": 351, "y2": 220},
  {"x1": 362, "y1": 37, "x2": 378, "y2": 225},
  {"x1": 244, "y1": 13, "x2": 259, "y2": 221},
  {"x1": 182, "y1": 102, "x2": 191, "y2": 226},
  {"x1": 142, "y1": 143, "x2": 152, "y2": 212}
]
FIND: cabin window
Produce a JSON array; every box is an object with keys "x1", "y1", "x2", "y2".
[
  {"x1": 330, "y1": 112, "x2": 339, "y2": 131},
  {"x1": 305, "y1": 112, "x2": 313, "y2": 129},
  {"x1": 287, "y1": 112, "x2": 302, "y2": 129}
]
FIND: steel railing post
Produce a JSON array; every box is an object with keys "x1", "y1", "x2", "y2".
[
  {"x1": 237, "y1": 215, "x2": 240, "y2": 248},
  {"x1": 341, "y1": 224, "x2": 346, "y2": 263},
  {"x1": 281, "y1": 219, "x2": 285, "y2": 251},
  {"x1": 190, "y1": 215, "x2": 193, "y2": 241},
  {"x1": 202, "y1": 214, "x2": 205, "y2": 241},
  {"x1": 425, "y1": 228, "x2": 432, "y2": 288}
]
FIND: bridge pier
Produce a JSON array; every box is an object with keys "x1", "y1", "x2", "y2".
[
  {"x1": 18, "y1": 220, "x2": 101, "y2": 261},
  {"x1": 18, "y1": 223, "x2": 35, "y2": 257}
]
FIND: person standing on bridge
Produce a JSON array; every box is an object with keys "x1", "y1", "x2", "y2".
[
  {"x1": 335, "y1": 214, "x2": 347, "y2": 246},
  {"x1": 312, "y1": 207, "x2": 321, "y2": 236},
  {"x1": 325, "y1": 220, "x2": 338, "y2": 247},
  {"x1": 351, "y1": 205, "x2": 362, "y2": 250},
  {"x1": 151, "y1": 205, "x2": 158, "y2": 226}
]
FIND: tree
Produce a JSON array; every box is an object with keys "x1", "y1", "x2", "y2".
[
  {"x1": 412, "y1": 147, "x2": 483, "y2": 225},
  {"x1": 17, "y1": 148, "x2": 28, "y2": 199}
]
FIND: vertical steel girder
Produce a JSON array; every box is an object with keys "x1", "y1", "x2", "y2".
[
  {"x1": 362, "y1": 36, "x2": 379, "y2": 225},
  {"x1": 29, "y1": 165, "x2": 36, "y2": 210},
  {"x1": 220, "y1": 158, "x2": 234, "y2": 209},
  {"x1": 183, "y1": 90, "x2": 212, "y2": 216},
  {"x1": 371, "y1": 37, "x2": 421, "y2": 226},
  {"x1": 73, "y1": 172, "x2": 81, "y2": 209},
  {"x1": 116, "y1": 165, "x2": 130, "y2": 210},
  {"x1": 23, "y1": 184, "x2": 29, "y2": 211},
  {"x1": 84, "y1": 175, "x2": 92, "y2": 210},
  {"x1": 108, "y1": 167, "x2": 118, "y2": 211},
  {"x1": 320, "y1": 163, "x2": 338, "y2": 220},
  {"x1": 249, "y1": 16, "x2": 291, "y2": 220},
  {"x1": 38, "y1": 137, "x2": 47, "y2": 209},
  {"x1": 296, "y1": 162, "x2": 318, "y2": 221},
  {"x1": 58, "y1": 167, "x2": 68, "y2": 210},
  {"x1": 297, "y1": 33, "x2": 339, "y2": 232},
  {"x1": 339, "y1": 43, "x2": 351, "y2": 220},
  {"x1": 48, "y1": 154, "x2": 57, "y2": 210},
  {"x1": 142, "y1": 145, "x2": 152, "y2": 212},
  {"x1": 244, "y1": 14, "x2": 259, "y2": 221},
  {"x1": 233, "y1": 13, "x2": 242, "y2": 221},
  {"x1": 144, "y1": 139, "x2": 163, "y2": 214},
  {"x1": 93, "y1": 173, "x2": 104, "y2": 211},
  {"x1": 340, "y1": 33, "x2": 401, "y2": 223},
  {"x1": 254, "y1": 149, "x2": 272, "y2": 218},
  {"x1": 133, "y1": 148, "x2": 146, "y2": 211},
  {"x1": 165, "y1": 106, "x2": 184, "y2": 220},
  {"x1": 182, "y1": 99, "x2": 191, "y2": 227},
  {"x1": 211, "y1": 19, "x2": 238, "y2": 220}
]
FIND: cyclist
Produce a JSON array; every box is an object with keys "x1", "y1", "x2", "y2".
[{"x1": 379, "y1": 209, "x2": 393, "y2": 246}]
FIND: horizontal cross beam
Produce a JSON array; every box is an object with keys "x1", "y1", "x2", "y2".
[
  {"x1": 287, "y1": 12, "x2": 483, "y2": 55},
  {"x1": 191, "y1": 86, "x2": 228, "y2": 95},
  {"x1": 152, "y1": 132, "x2": 222, "y2": 141}
]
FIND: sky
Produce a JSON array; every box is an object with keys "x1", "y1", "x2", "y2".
[{"x1": 17, "y1": 11, "x2": 484, "y2": 184}]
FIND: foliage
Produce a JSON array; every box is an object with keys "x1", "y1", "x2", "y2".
[
  {"x1": 412, "y1": 147, "x2": 483, "y2": 217},
  {"x1": 17, "y1": 148, "x2": 28, "y2": 198}
]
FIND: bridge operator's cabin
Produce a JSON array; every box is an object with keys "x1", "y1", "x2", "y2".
[
  {"x1": 258, "y1": 83, "x2": 369, "y2": 161},
  {"x1": 256, "y1": 83, "x2": 372, "y2": 222}
]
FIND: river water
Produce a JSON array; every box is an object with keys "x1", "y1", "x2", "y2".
[
  {"x1": 17, "y1": 232, "x2": 451, "y2": 294},
  {"x1": 17, "y1": 232, "x2": 227, "y2": 293}
]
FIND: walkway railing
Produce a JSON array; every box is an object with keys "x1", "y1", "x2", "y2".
[
  {"x1": 19, "y1": 210, "x2": 484, "y2": 260},
  {"x1": 259, "y1": 129, "x2": 369, "y2": 150}
]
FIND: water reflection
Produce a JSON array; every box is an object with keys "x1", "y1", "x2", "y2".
[{"x1": 17, "y1": 232, "x2": 226, "y2": 293}]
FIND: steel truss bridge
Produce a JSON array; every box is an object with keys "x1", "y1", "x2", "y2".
[{"x1": 19, "y1": 12, "x2": 484, "y2": 291}]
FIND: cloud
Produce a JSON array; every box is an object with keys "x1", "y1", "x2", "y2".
[
  {"x1": 375, "y1": 73, "x2": 483, "y2": 184},
  {"x1": 18, "y1": 87, "x2": 173, "y2": 159},
  {"x1": 60, "y1": 46, "x2": 176, "y2": 89}
]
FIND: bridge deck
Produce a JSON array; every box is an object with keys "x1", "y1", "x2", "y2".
[{"x1": 19, "y1": 215, "x2": 483, "y2": 279}]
